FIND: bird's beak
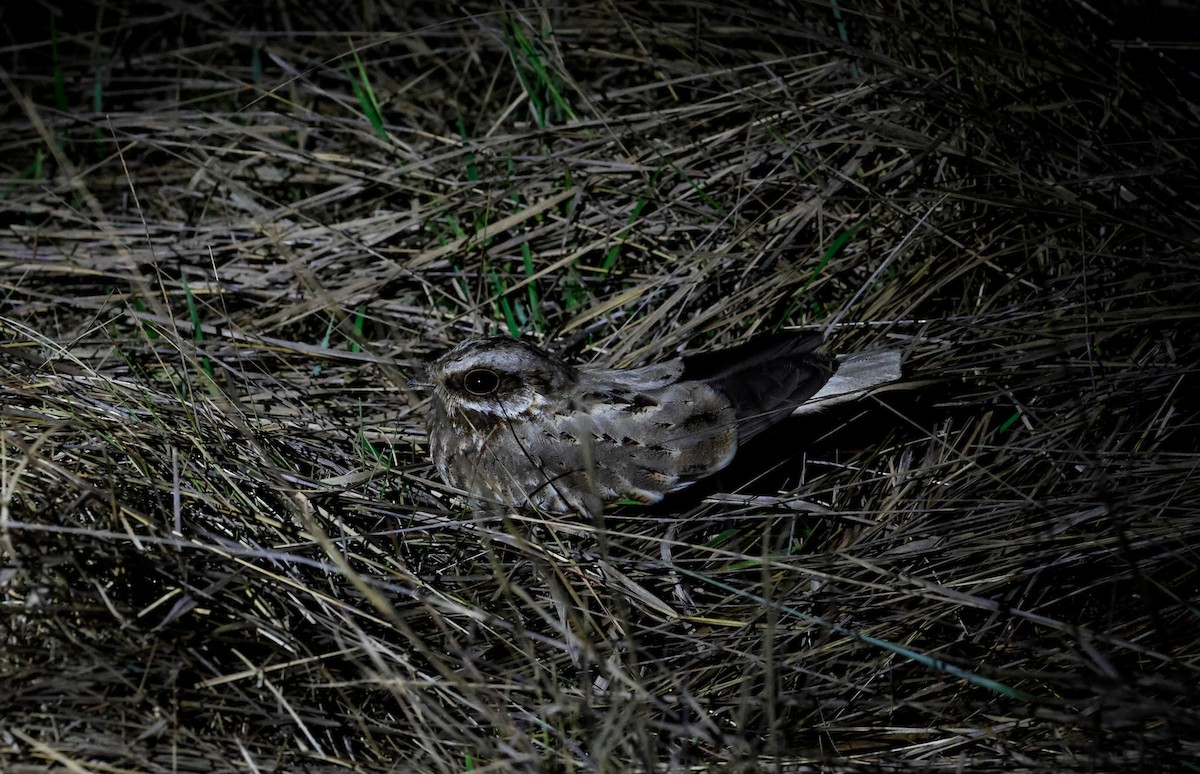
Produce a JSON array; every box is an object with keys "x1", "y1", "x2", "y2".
[{"x1": 407, "y1": 374, "x2": 430, "y2": 389}]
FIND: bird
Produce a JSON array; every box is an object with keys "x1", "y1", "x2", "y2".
[{"x1": 411, "y1": 332, "x2": 901, "y2": 515}]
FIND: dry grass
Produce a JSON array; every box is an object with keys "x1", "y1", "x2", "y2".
[{"x1": 2, "y1": 1, "x2": 1198, "y2": 771}]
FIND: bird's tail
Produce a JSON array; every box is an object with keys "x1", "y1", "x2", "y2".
[{"x1": 793, "y1": 350, "x2": 903, "y2": 414}]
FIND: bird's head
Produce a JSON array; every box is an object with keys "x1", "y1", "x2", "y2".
[{"x1": 418, "y1": 337, "x2": 577, "y2": 419}]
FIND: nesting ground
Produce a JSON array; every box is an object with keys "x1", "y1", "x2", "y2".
[{"x1": 2, "y1": 2, "x2": 1198, "y2": 771}]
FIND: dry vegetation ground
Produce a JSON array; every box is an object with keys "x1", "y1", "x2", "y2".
[{"x1": 2, "y1": 1, "x2": 1198, "y2": 771}]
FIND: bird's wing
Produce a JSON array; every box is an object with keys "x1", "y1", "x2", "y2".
[
  {"x1": 578, "y1": 358, "x2": 683, "y2": 391},
  {"x1": 683, "y1": 333, "x2": 834, "y2": 443}
]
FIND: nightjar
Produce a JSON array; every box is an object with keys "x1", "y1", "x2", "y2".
[{"x1": 412, "y1": 332, "x2": 901, "y2": 515}]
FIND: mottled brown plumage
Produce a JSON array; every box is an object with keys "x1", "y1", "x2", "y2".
[{"x1": 413, "y1": 333, "x2": 897, "y2": 515}]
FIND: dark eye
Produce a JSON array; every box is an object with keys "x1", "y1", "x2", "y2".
[{"x1": 463, "y1": 368, "x2": 500, "y2": 396}]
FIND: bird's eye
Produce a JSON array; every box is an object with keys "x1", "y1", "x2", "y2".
[{"x1": 463, "y1": 368, "x2": 500, "y2": 396}]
